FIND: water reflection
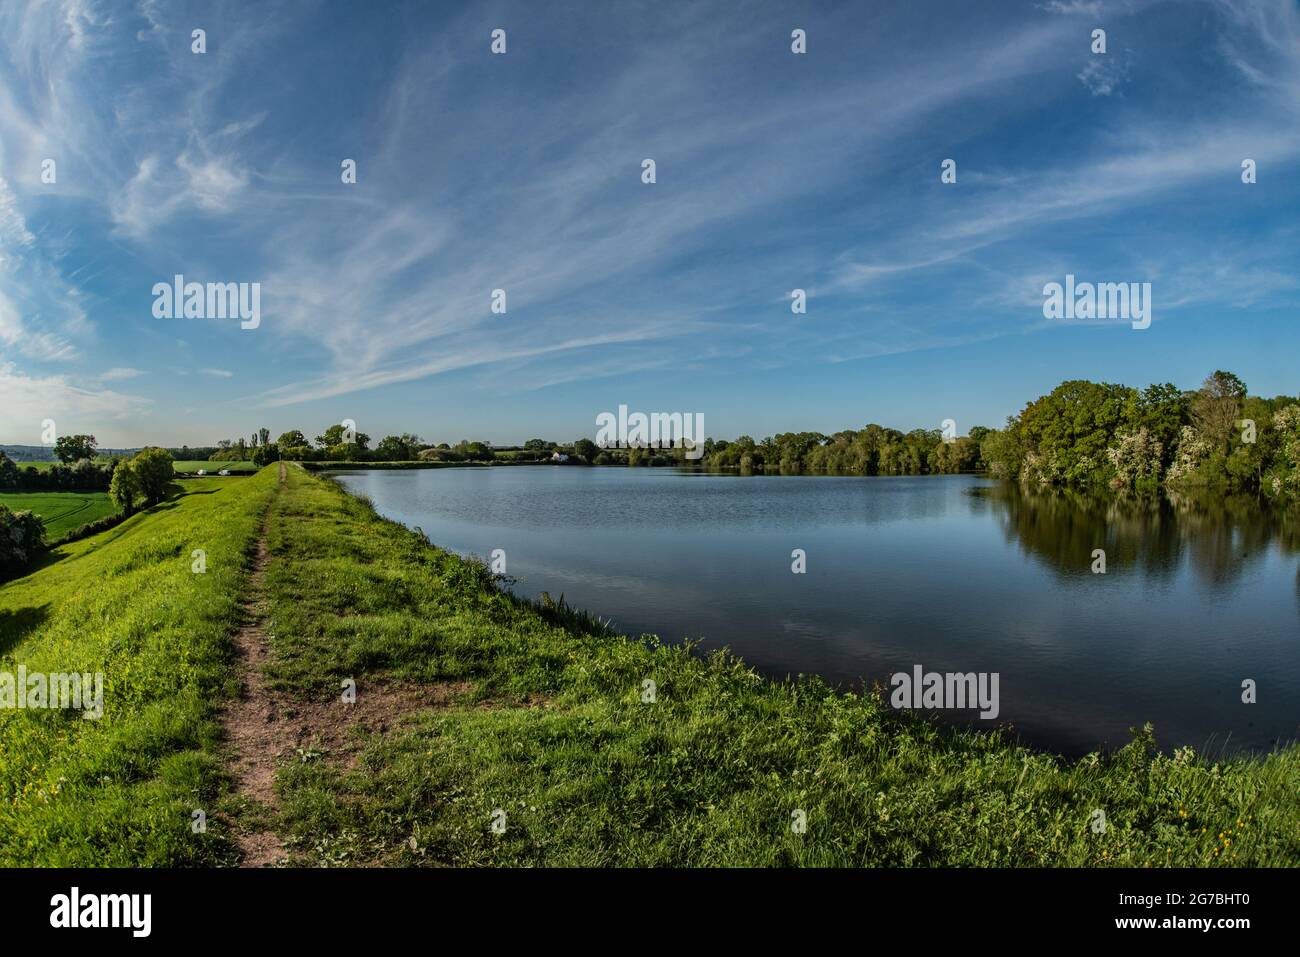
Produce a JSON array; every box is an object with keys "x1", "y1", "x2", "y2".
[{"x1": 981, "y1": 485, "x2": 1300, "y2": 598}]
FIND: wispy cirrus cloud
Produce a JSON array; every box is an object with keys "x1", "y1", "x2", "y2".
[{"x1": 0, "y1": 0, "x2": 1297, "y2": 445}]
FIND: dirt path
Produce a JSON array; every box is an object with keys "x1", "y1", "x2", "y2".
[
  {"x1": 223, "y1": 462, "x2": 289, "y2": 867},
  {"x1": 222, "y1": 460, "x2": 463, "y2": 866}
]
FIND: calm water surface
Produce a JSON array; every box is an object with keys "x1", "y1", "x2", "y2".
[{"x1": 332, "y1": 467, "x2": 1300, "y2": 756}]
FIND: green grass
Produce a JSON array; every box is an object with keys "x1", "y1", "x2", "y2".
[
  {"x1": 0, "y1": 491, "x2": 118, "y2": 540},
  {"x1": 2, "y1": 465, "x2": 1297, "y2": 867},
  {"x1": 0, "y1": 475, "x2": 272, "y2": 865}
]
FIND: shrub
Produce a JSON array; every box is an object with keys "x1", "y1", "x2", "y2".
[{"x1": 0, "y1": 505, "x2": 45, "y2": 573}]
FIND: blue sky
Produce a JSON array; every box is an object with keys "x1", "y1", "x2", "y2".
[{"x1": 0, "y1": 0, "x2": 1297, "y2": 447}]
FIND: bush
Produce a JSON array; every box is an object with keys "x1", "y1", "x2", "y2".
[{"x1": 0, "y1": 505, "x2": 45, "y2": 573}]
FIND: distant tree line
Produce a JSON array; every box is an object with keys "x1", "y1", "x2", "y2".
[
  {"x1": 0, "y1": 455, "x2": 117, "y2": 491},
  {"x1": 691, "y1": 428, "x2": 981, "y2": 474},
  {"x1": 261, "y1": 429, "x2": 601, "y2": 465},
  {"x1": 674, "y1": 370, "x2": 1297, "y2": 497}
]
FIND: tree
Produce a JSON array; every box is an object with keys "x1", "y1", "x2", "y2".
[
  {"x1": 453, "y1": 440, "x2": 494, "y2": 461},
  {"x1": 523, "y1": 438, "x2": 549, "y2": 452},
  {"x1": 276, "y1": 430, "x2": 308, "y2": 449},
  {"x1": 326, "y1": 443, "x2": 365, "y2": 461},
  {"x1": 317, "y1": 424, "x2": 371, "y2": 451},
  {"x1": 572, "y1": 438, "x2": 598, "y2": 462},
  {"x1": 1013, "y1": 380, "x2": 1136, "y2": 485},
  {"x1": 54, "y1": 434, "x2": 97, "y2": 464},
  {"x1": 375, "y1": 434, "x2": 422, "y2": 461},
  {"x1": 1105, "y1": 428, "x2": 1163, "y2": 491},
  {"x1": 251, "y1": 442, "x2": 279, "y2": 466},
  {"x1": 280, "y1": 444, "x2": 314, "y2": 461},
  {"x1": 1126, "y1": 383, "x2": 1189, "y2": 472},
  {"x1": 1191, "y1": 370, "x2": 1247, "y2": 452},
  {"x1": 109, "y1": 462, "x2": 143, "y2": 514},
  {"x1": 0, "y1": 452, "x2": 18, "y2": 489},
  {"x1": 130, "y1": 447, "x2": 175, "y2": 505},
  {"x1": 1264, "y1": 405, "x2": 1300, "y2": 497},
  {"x1": 259, "y1": 427, "x2": 271, "y2": 447}
]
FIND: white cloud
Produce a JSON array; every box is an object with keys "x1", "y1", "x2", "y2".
[
  {"x1": 100, "y1": 367, "x2": 146, "y2": 381},
  {"x1": 0, "y1": 362, "x2": 151, "y2": 442},
  {"x1": 1077, "y1": 56, "x2": 1128, "y2": 96},
  {"x1": 0, "y1": 289, "x2": 79, "y2": 362}
]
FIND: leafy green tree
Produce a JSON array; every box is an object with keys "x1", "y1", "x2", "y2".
[
  {"x1": 276, "y1": 430, "x2": 308, "y2": 449},
  {"x1": 251, "y1": 442, "x2": 279, "y2": 466},
  {"x1": 976, "y1": 426, "x2": 1024, "y2": 479},
  {"x1": 1015, "y1": 380, "x2": 1136, "y2": 485},
  {"x1": 316, "y1": 424, "x2": 371, "y2": 451},
  {"x1": 453, "y1": 440, "x2": 495, "y2": 461},
  {"x1": 131, "y1": 447, "x2": 175, "y2": 505},
  {"x1": 523, "y1": 439, "x2": 549, "y2": 451},
  {"x1": 573, "y1": 438, "x2": 598, "y2": 462},
  {"x1": 1125, "y1": 383, "x2": 1189, "y2": 472},
  {"x1": 54, "y1": 434, "x2": 97, "y2": 464},
  {"x1": 930, "y1": 436, "x2": 980, "y2": 473},
  {"x1": 109, "y1": 461, "x2": 143, "y2": 513},
  {"x1": 280, "y1": 444, "x2": 314, "y2": 461},
  {"x1": 326, "y1": 443, "x2": 365, "y2": 461},
  {"x1": 375, "y1": 434, "x2": 423, "y2": 460}
]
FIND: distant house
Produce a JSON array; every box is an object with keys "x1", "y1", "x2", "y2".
[
  {"x1": 550, "y1": 452, "x2": 569, "y2": 463},
  {"x1": 218, "y1": 469, "x2": 231, "y2": 476},
  {"x1": 196, "y1": 469, "x2": 207, "y2": 476}
]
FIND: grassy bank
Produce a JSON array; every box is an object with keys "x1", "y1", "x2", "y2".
[
  {"x1": 0, "y1": 475, "x2": 274, "y2": 865},
  {"x1": 2, "y1": 465, "x2": 1296, "y2": 866}
]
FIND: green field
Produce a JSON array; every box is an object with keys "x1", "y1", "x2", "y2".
[
  {"x1": 173, "y1": 460, "x2": 257, "y2": 473},
  {"x1": 1, "y1": 466, "x2": 1297, "y2": 866},
  {"x1": 0, "y1": 491, "x2": 118, "y2": 539},
  {"x1": 10, "y1": 460, "x2": 97, "y2": 471}
]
